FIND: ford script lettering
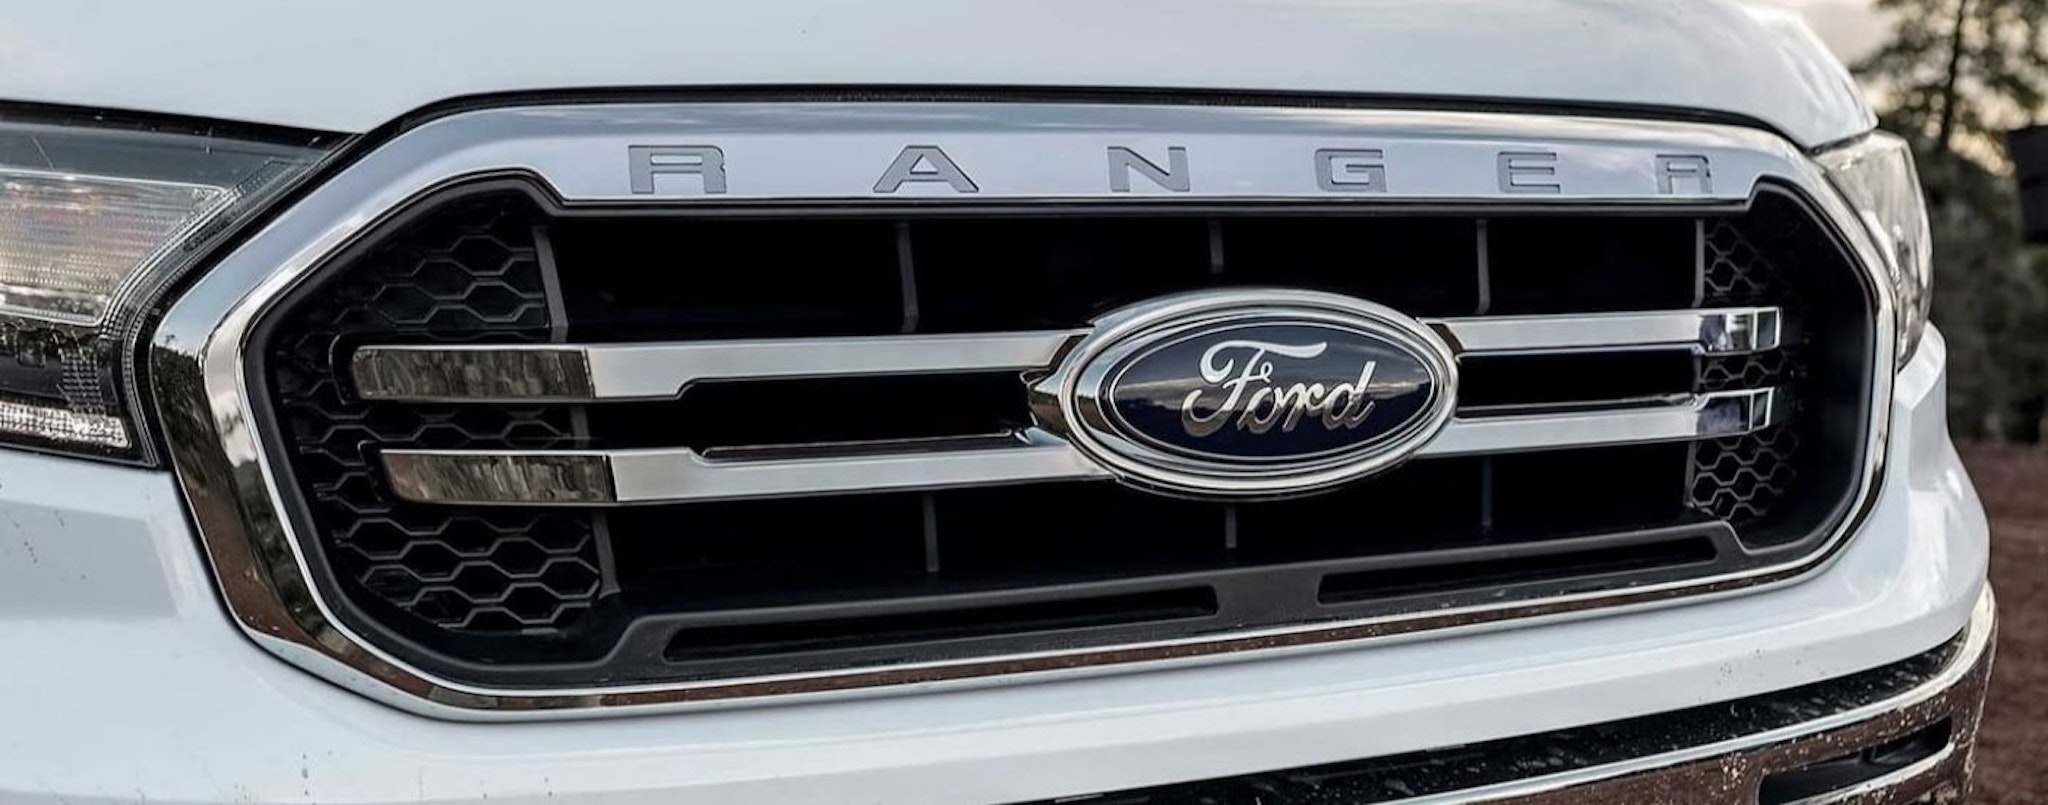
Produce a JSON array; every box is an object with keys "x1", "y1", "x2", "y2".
[
  {"x1": 1039, "y1": 290, "x2": 1459, "y2": 498},
  {"x1": 1180, "y1": 340, "x2": 1378, "y2": 437},
  {"x1": 1104, "y1": 321, "x2": 1438, "y2": 462}
]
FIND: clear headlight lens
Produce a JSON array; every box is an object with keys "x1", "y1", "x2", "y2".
[
  {"x1": 0, "y1": 118, "x2": 332, "y2": 460},
  {"x1": 2, "y1": 170, "x2": 228, "y2": 323},
  {"x1": 1816, "y1": 132, "x2": 1934, "y2": 367}
]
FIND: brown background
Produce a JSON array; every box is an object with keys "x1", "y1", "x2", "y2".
[{"x1": 1959, "y1": 445, "x2": 2046, "y2": 802}]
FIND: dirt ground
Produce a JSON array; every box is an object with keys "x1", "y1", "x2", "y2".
[{"x1": 1958, "y1": 444, "x2": 2047, "y2": 803}]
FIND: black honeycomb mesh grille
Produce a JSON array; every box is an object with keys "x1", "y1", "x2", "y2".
[
  {"x1": 1694, "y1": 219, "x2": 1804, "y2": 527},
  {"x1": 265, "y1": 198, "x2": 602, "y2": 636},
  {"x1": 1704, "y1": 217, "x2": 1778, "y2": 303}
]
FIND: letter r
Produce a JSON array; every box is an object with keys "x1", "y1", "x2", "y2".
[{"x1": 629, "y1": 145, "x2": 728, "y2": 195}]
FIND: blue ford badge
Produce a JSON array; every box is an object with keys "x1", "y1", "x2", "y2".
[{"x1": 1033, "y1": 289, "x2": 1458, "y2": 497}]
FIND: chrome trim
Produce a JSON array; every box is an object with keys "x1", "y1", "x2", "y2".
[
  {"x1": 348, "y1": 308, "x2": 1779, "y2": 403},
  {"x1": 148, "y1": 101, "x2": 1897, "y2": 718},
  {"x1": 353, "y1": 330, "x2": 1085, "y2": 402},
  {"x1": 1033, "y1": 289, "x2": 1460, "y2": 499},
  {"x1": 385, "y1": 430, "x2": 1111, "y2": 505},
  {"x1": 1394, "y1": 588, "x2": 1993, "y2": 805},
  {"x1": 378, "y1": 389, "x2": 1779, "y2": 505},
  {"x1": 1437, "y1": 306, "x2": 1782, "y2": 356},
  {"x1": 1422, "y1": 388, "x2": 1784, "y2": 457},
  {"x1": 382, "y1": 450, "x2": 616, "y2": 504}
]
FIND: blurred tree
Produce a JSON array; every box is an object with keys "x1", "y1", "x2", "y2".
[
  {"x1": 1857, "y1": 0, "x2": 2048, "y2": 441},
  {"x1": 1916, "y1": 147, "x2": 2048, "y2": 439},
  {"x1": 1857, "y1": 0, "x2": 2048, "y2": 158}
]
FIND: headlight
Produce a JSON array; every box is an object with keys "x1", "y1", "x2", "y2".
[
  {"x1": 0, "y1": 116, "x2": 332, "y2": 461},
  {"x1": 1815, "y1": 132, "x2": 1934, "y2": 367}
]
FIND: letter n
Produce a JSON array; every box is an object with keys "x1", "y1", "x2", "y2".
[{"x1": 1108, "y1": 146, "x2": 1190, "y2": 192}]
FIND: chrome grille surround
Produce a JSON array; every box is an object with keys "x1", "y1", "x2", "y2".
[{"x1": 150, "y1": 101, "x2": 1897, "y2": 718}]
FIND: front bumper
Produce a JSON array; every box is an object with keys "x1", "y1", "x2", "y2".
[
  {"x1": 1506, "y1": 600, "x2": 1990, "y2": 805},
  {"x1": 0, "y1": 327, "x2": 1990, "y2": 803},
  {"x1": 1044, "y1": 589, "x2": 1993, "y2": 804}
]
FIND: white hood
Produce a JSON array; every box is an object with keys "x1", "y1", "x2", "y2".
[{"x1": 0, "y1": 0, "x2": 1872, "y2": 146}]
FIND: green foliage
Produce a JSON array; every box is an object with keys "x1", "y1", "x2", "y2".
[
  {"x1": 1857, "y1": 0, "x2": 2048, "y2": 158},
  {"x1": 1915, "y1": 144, "x2": 2048, "y2": 440}
]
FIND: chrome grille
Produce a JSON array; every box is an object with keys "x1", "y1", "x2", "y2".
[
  {"x1": 359, "y1": 312, "x2": 1786, "y2": 505},
  {"x1": 154, "y1": 102, "x2": 1887, "y2": 713},
  {"x1": 252, "y1": 189, "x2": 1866, "y2": 687}
]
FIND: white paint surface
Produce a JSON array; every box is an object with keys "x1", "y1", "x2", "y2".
[
  {"x1": 0, "y1": 329, "x2": 1986, "y2": 803},
  {"x1": 0, "y1": 0, "x2": 1875, "y2": 145}
]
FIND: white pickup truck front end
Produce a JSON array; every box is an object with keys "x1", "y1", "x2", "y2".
[{"x1": 0, "y1": 2, "x2": 1992, "y2": 803}]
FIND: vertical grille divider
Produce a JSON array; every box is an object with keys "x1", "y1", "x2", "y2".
[
  {"x1": 895, "y1": 220, "x2": 921, "y2": 334},
  {"x1": 897, "y1": 219, "x2": 944, "y2": 575},
  {"x1": 535, "y1": 225, "x2": 620, "y2": 598},
  {"x1": 1474, "y1": 218, "x2": 1496, "y2": 537},
  {"x1": 1690, "y1": 218, "x2": 1709, "y2": 308},
  {"x1": 1473, "y1": 218, "x2": 1492, "y2": 316},
  {"x1": 1479, "y1": 459, "x2": 1496, "y2": 536},
  {"x1": 921, "y1": 493, "x2": 942, "y2": 574},
  {"x1": 533, "y1": 226, "x2": 572, "y2": 344},
  {"x1": 1207, "y1": 218, "x2": 1226, "y2": 277},
  {"x1": 1208, "y1": 217, "x2": 1240, "y2": 554},
  {"x1": 1684, "y1": 218, "x2": 1709, "y2": 523}
]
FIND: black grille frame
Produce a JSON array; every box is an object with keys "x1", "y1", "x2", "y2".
[{"x1": 237, "y1": 175, "x2": 1879, "y2": 689}]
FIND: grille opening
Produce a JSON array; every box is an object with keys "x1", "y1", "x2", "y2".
[
  {"x1": 612, "y1": 493, "x2": 928, "y2": 611},
  {"x1": 590, "y1": 373, "x2": 1034, "y2": 450},
  {"x1": 938, "y1": 483, "x2": 1228, "y2": 578},
  {"x1": 1457, "y1": 351, "x2": 1696, "y2": 408},
  {"x1": 913, "y1": 217, "x2": 1213, "y2": 332},
  {"x1": 1757, "y1": 718, "x2": 1953, "y2": 804},
  {"x1": 1695, "y1": 192, "x2": 1871, "y2": 547},
  {"x1": 251, "y1": 181, "x2": 1875, "y2": 688},
  {"x1": 1233, "y1": 458, "x2": 1483, "y2": 562},
  {"x1": 663, "y1": 587, "x2": 1219, "y2": 662},
  {"x1": 611, "y1": 448, "x2": 1715, "y2": 640},
  {"x1": 1219, "y1": 217, "x2": 1480, "y2": 316},
  {"x1": 1492, "y1": 444, "x2": 1691, "y2": 534},
  {"x1": 549, "y1": 217, "x2": 904, "y2": 341},
  {"x1": 1319, "y1": 535, "x2": 1719, "y2": 603},
  {"x1": 1488, "y1": 217, "x2": 1697, "y2": 313}
]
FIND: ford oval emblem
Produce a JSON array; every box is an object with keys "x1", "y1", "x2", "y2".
[{"x1": 1033, "y1": 289, "x2": 1458, "y2": 498}]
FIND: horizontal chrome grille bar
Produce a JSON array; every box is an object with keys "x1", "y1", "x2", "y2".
[
  {"x1": 381, "y1": 388, "x2": 1785, "y2": 505},
  {"x1": 1419, "y1": 388, "x2": 1785, "y2": 457},
  {"x1": 353, "y1": 330, "x2": 1086, "y2": 402},
  {"x1": 1436, "y1": 307, "x2": 1782, "y2": 356},
  {"x1": 350, "y1": 308, "x2": 1780, "y2": 403},
  {"x1": 385, "y1": 431, "x2": 1112, "y2": 505}
]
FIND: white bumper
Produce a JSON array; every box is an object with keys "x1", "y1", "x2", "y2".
[{"x1": 0, "y1": 327, "x2": 1987, "y2": 804}]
